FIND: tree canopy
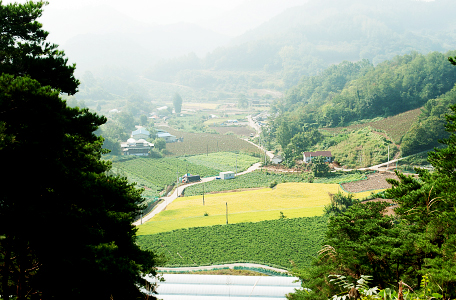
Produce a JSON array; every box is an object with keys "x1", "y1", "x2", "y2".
[
  {"x1": 0, "y1": 2, "x2": 157, "y2": 299},
  {"x1": 0, "y1": 0, "x2": 79, "y2": 94},
  {"x1": 173, "y1": 92, "x2": 183, "y2": 113},
  {"x1": 289, "y1": 104, "x2": 456, "y2": 300}
]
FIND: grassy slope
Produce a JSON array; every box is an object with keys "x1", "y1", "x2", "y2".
[{"x1": 322, "y1": 108, "x2": 421, "y2": 144}]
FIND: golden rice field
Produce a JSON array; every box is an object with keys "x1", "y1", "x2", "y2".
[{"x1": 136, "y1": 182, "x2": 384, "y2": 235}]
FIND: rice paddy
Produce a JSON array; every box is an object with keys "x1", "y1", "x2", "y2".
[{"x1": 136, "y1": 182, "x2": 384, "y2": 235}]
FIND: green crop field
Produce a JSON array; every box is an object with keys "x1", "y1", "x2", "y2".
[
  {"x1": 163, "y1": 127, "x2": 260, "y2": 156},
  {"x1": 111, "y1": 157, "x2": 219, "y2": 195},
  {"x1": 183, "y1": 170, "x2": 368, "y2": 197},
  {"x1": 178, "y1": 152, "x2": 259, "y2": 173},
  {"x1": 137, "y1": 216, "x2": 328, "y2": 269},
  {"x1": 136, "y1": 182, "x2": 383, "y2": 235}
]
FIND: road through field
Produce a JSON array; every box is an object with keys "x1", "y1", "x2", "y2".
[{"x1": 133, "y1": 163, "x2": 265, "y2": 226}]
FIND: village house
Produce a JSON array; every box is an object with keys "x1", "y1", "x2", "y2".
[
  {"x1": 131, "y1": 127, "x2": 150, "y2": 140},
  {"x1": 157, "y1": 132, "x2": 177, "y2": 143},
  {"x1": 121, "y1": 138, "x2": 154, "y2": 156},
  {"x1": 302, "y1": 151, "x2": 333, "y2": 163}
]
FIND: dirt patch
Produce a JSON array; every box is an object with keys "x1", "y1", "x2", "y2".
[
  {"x1": 263, "y1": 164, "x2": 301, "y2": 173},
  {"x1": 342, "y1": 172, "x2": 399, "y2": 193}
]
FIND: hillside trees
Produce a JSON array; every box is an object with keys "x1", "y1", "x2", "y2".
[
  {"x1": 0, "y1": 2, "x2": 157, "y2": 299},
  {"x1": 289, "y1": 202, "x2": 413, "y2": 300},
  {"x1": 385, "y1": 103, "x2": 456, "y2": 298},
  {"x1": 173, "y1": 92, "x2": 183, "y2": 113},
  {"x1": 289, "y1": 79, "x2": 456, "y2": 300}
]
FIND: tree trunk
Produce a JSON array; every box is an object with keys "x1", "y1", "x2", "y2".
[{"x1": 2, "y1": 236, "x2": 11, "y2": 300}]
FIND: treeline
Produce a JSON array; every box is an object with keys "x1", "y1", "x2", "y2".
[{"x1": 266, "y1": 51, "x2": 456, "y2": 160}]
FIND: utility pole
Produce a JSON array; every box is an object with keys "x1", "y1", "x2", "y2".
[
  {"x1": 235, "y1": 153, "x2": 237, "y2": 176},
  {"x1": 387, "y1": 145, "x2": 390, "y2": 169},
  {"x1": 226, "y1": 202, "x2": 228, "y2": 224},
  {"x1": 202, "y1": 182, "x2": 205, "y2": 206},
  {"x1": 176, "y1": 162, "x2": 179, "y2": 197}
]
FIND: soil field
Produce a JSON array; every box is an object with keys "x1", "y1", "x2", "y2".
[{"x1": 341, "y1": 172, "x2": 399, "y2": 193}]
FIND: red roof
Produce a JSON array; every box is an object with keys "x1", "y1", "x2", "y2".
[{"x1": 303, "y1": 151, "x2": 332, "y2": 157}]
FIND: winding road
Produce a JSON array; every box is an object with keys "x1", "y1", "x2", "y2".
[{"x1": 133, "y1": 115, "x2": 272, "y2": 226}]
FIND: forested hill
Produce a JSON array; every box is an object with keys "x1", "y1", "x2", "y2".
[
  {"x1": 145, "y1": 0, "x2": 456, "y2": 90},
  {"x1": 273, "y1": 51, "x2": 456, "y2": 128}
]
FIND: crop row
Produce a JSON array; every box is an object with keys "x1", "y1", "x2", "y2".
[
  {"x1": 164, "y1": 127, "x2": 260, "y2": 156},
  {"x1": 112, "y1": 157, "x2": 219, "y2": 191},
  {"x1": 137, "y1": 215, "x2": 329, "y2": 270},
  {"x1": 179, "y1": 152, "x2": 259, "y2": 174},
  {"x1": 183, "y1": 170, "x2": 367, "y2": 196}
]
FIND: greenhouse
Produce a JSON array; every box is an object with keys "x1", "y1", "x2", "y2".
[{"x1": 144, "y1": 274, "x2": 302, "y2": 299}]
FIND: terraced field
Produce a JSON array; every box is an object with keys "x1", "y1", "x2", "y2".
[{"x1": 136, "y1": 182, "x2": 384, "y2": 235}]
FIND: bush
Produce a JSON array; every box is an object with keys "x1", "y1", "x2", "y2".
[{"x1": 269, "y1": 180, "x2": 278, "y2": 188}]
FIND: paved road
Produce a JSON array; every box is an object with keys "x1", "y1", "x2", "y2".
[
  {"x1": 134, "y1": 146, "x2": 270, "y2": 226},
  {"x1": 157, "y1": 263, "x2": 289, "y2": 274}
]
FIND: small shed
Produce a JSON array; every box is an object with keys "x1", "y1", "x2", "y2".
[
  {"x1": 271, "y1": 155, "x2": 283, "y2": 165},
  {"x1": 220, "y1": 171, "x2": 235, "y2": 180},
  {"x1": 182, "y1": 174, "x2": 201, "y2": 183}
]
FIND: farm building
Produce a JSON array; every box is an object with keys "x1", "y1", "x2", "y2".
[
  {"x1": 181, "y1": 174, "x2": 201, "y2": 183},
  {"x1": 121, "y1": 138, "x2": 153, "y2": 156},
  {"x1": 157, "y1": 132, "x2": 177, "y2": 143},
  {"x1": 220, "y1": 171, "x2": 235, "y2": 180},
  {"x1": 131, "y1": 127, "x2": 150, "y2": 139},
  {"x1": 303, "y1": 151, "x2": 333, "y2": 163},
  {"x1": 144, "y1": 274, "x2": 302, "y2": 299}
]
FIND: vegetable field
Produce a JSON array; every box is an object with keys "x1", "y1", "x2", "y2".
[
  {"x1": 112, "y1": 157, "x2": 219, "y2": 194},
  {"x1": 179, "y1": 152, "x2": 259, "y2": 173},
  {"x1": 136, "y1": 182, "x2": 382, "y2": 235},
  {"x1": 164, "y1": 127, "x2": 260, "y2": 156},
  {"x1": 137, "y1": 216, "x2": 329, "y2": 269},
  {"x1": 183, "y1": 170, "x2": 368, "y2": 197}
]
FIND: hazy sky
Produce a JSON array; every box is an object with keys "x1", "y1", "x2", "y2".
[{"x1": 5, "y1": 0, "x2": 247, "y2": 25}]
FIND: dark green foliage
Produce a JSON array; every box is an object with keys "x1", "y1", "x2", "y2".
[
  {"x1": 153, "y1": 138, "x2": 166, "y2": 151},
  {"x1": 311, "y1": 156, "x2": 330, "y2": 177},
  {"x1": 385, "y1": 104, "x2": 456, "y2": 299},
  {"x1": 0, "y1": 1, "x2": 79, "y2": 94},
  {"x1": 324, "y1": 191, "x2": 357, "y2": 215},
  {"x1": 0, "y1": 75, "x2": 156, "y2": 299},
  {"x1": 102, "y1": 136, "x2": 121, "y2": 155},
  {"x1": 173, "y1": 92, "x2": 183, "y2": 113},
  {"x1": 0, "y1": 3, "x2": 156, "y2": 299},
  {"x1": 290, "y1": 202, "x2": 413, "y2": 300},
  {"x1": 401, "y1": 85, "x2": 456, "y2": 156},
  {"x1": 137, "y1": 216, "x2": 329, "y2": 269}
]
